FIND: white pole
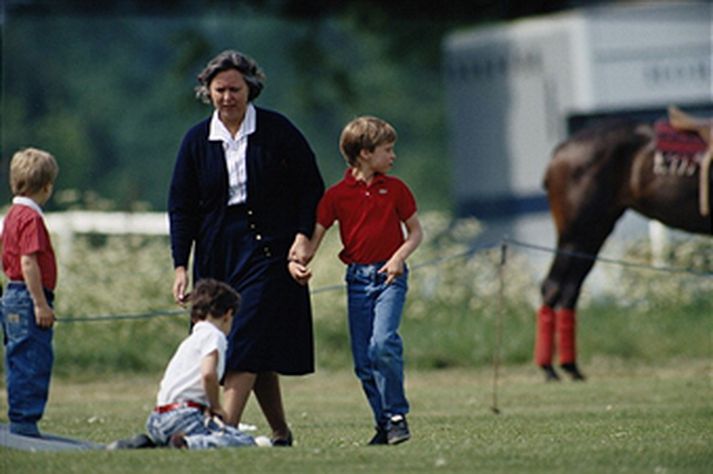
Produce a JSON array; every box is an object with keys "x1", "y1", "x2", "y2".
[{"x1": 648, "y1": 220, "x2": 670, "y2": 267}]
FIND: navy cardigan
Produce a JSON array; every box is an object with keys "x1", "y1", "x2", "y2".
[{"x1": 168, "y1": 107, "x2": 324, "y2": 276}]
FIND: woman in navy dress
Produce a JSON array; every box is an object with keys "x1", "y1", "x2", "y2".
[{"x1": 168, "y1": 50, "x2": 324, "y2": 445}]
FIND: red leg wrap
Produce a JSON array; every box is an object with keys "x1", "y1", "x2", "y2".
[
  {"x1": 556, "y1": 308, "x2": 576, "y2": 365},
  {"x1": 534, "y1": 305, "x2": 556, "y2": 366}
]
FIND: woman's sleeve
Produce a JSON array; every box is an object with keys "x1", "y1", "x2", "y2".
[{"x1": 168, "y1": 132, "x2": 201, "y2": 268}]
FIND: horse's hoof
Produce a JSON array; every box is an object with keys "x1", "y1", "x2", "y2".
[
  {"x1": 561, "y1": 363, "x2": 586, "y2": 381},
  {"x1": 541, "y1": 365, "x2": 560, "y2": 382}
]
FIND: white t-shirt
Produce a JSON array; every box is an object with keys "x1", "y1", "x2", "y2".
[{"x1": 155, "y1": 321, "x2": 227, "y2": 407}]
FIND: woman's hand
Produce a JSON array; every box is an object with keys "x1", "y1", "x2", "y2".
[
  {"x1": 173, "y1": 266, "x2": 189, "y2": 305},
  {"x1": 288, "y1": 233, "x2": 313, "y2": 265},
  {"x1": 288, "y1": 260, "x2": 312, "y2": 285}
]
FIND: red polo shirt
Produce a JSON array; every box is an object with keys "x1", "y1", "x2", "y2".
[
  {"x1": 317, "y1": 170, "x2": 417, "y2": 264},
  {"x1": 2, "y1": 203, "x2": 57, "y2": 290}
]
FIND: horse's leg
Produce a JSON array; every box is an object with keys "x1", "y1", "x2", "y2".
[
  {"x1": 534, "y1": 304, "x2": 558, "y2": 380},
  {"x1": 537, "y1": 246, "x2": 593, "y2": 381},
  {"x1": 537, "y1": 241, "x2": 597, "y2": 381},
  {"x1": 535, "y1": 258, "x2": 566, "y2": 381},
  {"x1": 537, "y1": 121, "x2": 650, "y2": 381},
  {"x1": 538, "y1": 159, "x2": 628, "y2": 380},
  {"x1": 541, "y1": 211, "x2": 624, "y2": 381},
  {"x1": 550, "y1": 243, "x2": 598, "y2": 381}
]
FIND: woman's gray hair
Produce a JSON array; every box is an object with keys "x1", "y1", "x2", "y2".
[{"x1": 195, "y1": 50, "x2": 266, "y2": 104}]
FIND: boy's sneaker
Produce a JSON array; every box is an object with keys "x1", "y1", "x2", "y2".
[
  {"x1": 368, "y1": 427, "x2": 388, "y2": 445},
  {"x1": 386, "y1": 415, "x2": 410, "y2": 445}
]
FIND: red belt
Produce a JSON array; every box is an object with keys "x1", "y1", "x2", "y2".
[{"x1": 154, "y1": 401, "x2": 207, "y2": 413}]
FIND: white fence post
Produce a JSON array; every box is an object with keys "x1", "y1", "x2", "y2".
[{"x1": 648, "y1": 220, "x2": 670, "y2": 267}]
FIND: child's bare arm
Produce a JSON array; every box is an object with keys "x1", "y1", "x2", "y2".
[
  {"x1": 305, "y1": 223, "x2": 328, "y2": 264},
  {"x1": 379, "y1": 213, "x2": 423, "y2": 284},
  {"x1": 201, "y1": 350, "x2": 225, "y2": 418},
  {"x1": 20, "y1": 253, "x2": 55, "y2": 328}
]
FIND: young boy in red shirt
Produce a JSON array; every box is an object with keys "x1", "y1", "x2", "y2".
[
  {"x1": 290, "y1": 116, "x2": 423, "y2": 445},
  {"x1": 1, "y1": 147, "x2": 59, "y2": 437}
]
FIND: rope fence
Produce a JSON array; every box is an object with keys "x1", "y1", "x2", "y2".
[{"x1": 55, "y1": 237, "x2": 713, "y2": 324}]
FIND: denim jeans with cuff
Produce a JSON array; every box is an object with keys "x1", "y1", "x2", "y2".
[
  {"x1": 346, "y1": 262, "x2": 410, "y2": 429},
  {"x1": 146, "y1": 407, "x2": 256, "y2": 449},
  {"x1": 1, "y1": 282, "x2": 54, "y2": 436}
]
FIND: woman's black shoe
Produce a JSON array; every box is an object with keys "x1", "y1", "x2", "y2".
[{"x1": 272, "y1": 429, "x2": 293, "y2": 447}]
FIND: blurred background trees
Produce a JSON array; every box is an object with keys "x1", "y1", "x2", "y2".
[{"x1": 1, "y1": 0, "x2": 582, "y2": 212}]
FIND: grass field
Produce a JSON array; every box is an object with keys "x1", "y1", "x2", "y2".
[{"x1": 2, "y1": 359, "x2": 712, "y2": 473}]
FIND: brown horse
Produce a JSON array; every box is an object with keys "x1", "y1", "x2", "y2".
[{"x1": 535, "y1": 112, "x2": 711, "y2": 381}]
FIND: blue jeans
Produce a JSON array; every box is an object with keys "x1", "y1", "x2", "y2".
[
  {"x1": 346, "y1": 262, "x2": 410, "y2": 428},
  {"x1": 1, "y1": 282, "x2": 54, "y2": 436},
  {"x1": 146, "y1": 408, "x2": 256, "y2": 449}
]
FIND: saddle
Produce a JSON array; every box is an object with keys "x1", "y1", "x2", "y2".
[
  {"x1": 661, "y1": 106, "x2": 713, "y2": 216},
  {"x1": 654, "y1": 120, "x2": 708, "y2": 156},
  {"x1": 668, "y1": 105, "x2": 712, "y2": 144}
]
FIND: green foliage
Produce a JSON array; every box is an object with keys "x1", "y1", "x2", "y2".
[{"x1": 3, "y1": 9, "x2": 452, "y2": 212}]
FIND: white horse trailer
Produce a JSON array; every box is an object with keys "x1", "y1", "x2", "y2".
[{"x1": 443, "y1": 1, "x2": 712, "y2": 256}]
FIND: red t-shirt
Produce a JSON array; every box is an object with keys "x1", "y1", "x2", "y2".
[
  {"x1": 2, "y1": 203, "x2": 57, "y2": 290},
  {"x1": 317, "y1": 170, "x2": 417, "y2": 264}
]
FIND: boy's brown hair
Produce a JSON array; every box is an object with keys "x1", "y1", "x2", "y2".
[
  {"x1": 339, "y1": 116, "x2": 398, "y2": 167},
  {"x1": 10, "y1": 147, "x2": 59, "y2": 196},
  {"x1": 189, "y1": 278, "x2": 241, "y2": 323}
]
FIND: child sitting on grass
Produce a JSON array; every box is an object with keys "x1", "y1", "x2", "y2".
[{"x1": 145, "y1": 278, "x2": 269, "y2": 449}]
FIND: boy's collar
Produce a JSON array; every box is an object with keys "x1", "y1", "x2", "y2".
[
  {"x1": 344, "y1": 169, "x2": 386, "y2": 186},
  {"x1": 12, "y1": 196, "x2": 43, "y2": 215}
]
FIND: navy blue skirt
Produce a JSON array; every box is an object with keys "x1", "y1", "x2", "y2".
[{"x1": 197, "y1": 205, "x2": 314, "y2": 375}]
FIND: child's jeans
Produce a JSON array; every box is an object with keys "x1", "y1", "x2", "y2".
[
  {"x1": 346, "y1": 262, "x2": 410, "y2": 429},
  {"x1": 146, "y1": 407, "x2": 256, "y2": 449},
  {"x1": 1, "y1": 282, "x2": 54, "y2": 436}
]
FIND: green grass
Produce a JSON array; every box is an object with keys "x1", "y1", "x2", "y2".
[{"x1": 2, "y1": 361, "x2": 712, "y2": 473}]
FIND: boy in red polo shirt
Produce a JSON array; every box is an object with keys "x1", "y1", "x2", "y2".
[
  {"x1": 290, "y1": 116, "x2": 423, "y2": 445},
  {"x1": 1, "y1": 147, "x2": 59, "y2": 437}
]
